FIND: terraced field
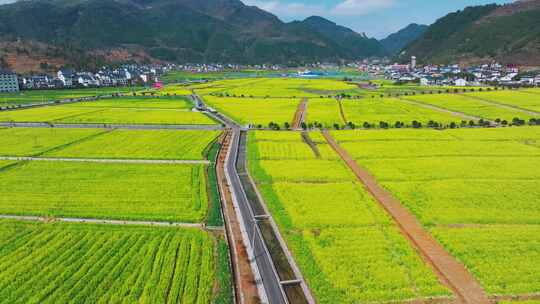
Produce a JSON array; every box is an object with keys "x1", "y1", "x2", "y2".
[
  {"x1": 0, "y1": 220, "x2": 215, "y2": 304},
  {"x1": 247, "y1": 131, "x2": 452, "y2": 303},
  {"x1": 0, "y1": 161, "x2": 208, "y2": 222},
  {"x1": 203, "y1": 96, "x2": 298, "y2": 126},
  {"x1": 332, "y1": 127, "x2": 540, "y2": 297},
  {"x1": 408, "y1": 94, "x2": 538, "y2": 121}
]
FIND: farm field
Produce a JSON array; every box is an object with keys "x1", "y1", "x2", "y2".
[
  {"x1": 0, "y1": 127, "x2": 106, "y2": 156},
  {"x1": 249, "y1": 131, "x2": 339, "y2": 160},
  {"x1": 0, "y1": 128, "x2": 220, "y2": 160},
  {"x1": 408, "y1": 94, "x2": 539, "y2": 121},
  {"x1": 198, "y1": 78, "x2": 360, "y2": 98},
  {"x1": 247, "y1": 131, "x2": 452, "y2": 303},
  {"x1": 331, "y1": 127, "x2": 540, "y2": 297},
  {"x1": 465, "y1": 91, "x2": 540, "y2": 113},
  {"x1": 341, "y1": 98, "x2": 463, "y2": 126},
  {"x1": 64, "y1": 97, "x2": 192, "y2": 109},
  {"x1": 203, "y1": 96, "x2": 299, "y2": 126},
  {"x1": 0, "y1": 104, "x2": 216, "y2": 125},
  {"x1": 0, "y1": 87, "x2": 142, "y2": 107},
  {"x1": 0, "y1": 220, "x2": 215, "y2": 304},
  {"x1": 43, "y1": 129, "x2": 220, "y2": 160},
  {"x1": 0, "y1": 161, "x2": 209, "y2": 222},
  {"x1": 305, "y1": 98, "x2": 344, "y2": 127}
]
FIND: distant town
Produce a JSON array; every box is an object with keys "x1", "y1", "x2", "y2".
[{"x1": 1, "y1": 57, "x2": 540, "y2": 94}]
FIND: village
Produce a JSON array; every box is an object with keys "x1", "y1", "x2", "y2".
[{"x1": 1, "y1": 58, "x2": 540, "y2": 94}]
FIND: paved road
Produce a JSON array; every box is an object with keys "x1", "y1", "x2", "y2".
[
  {"x1": 0, "y1": 122, "x2": 224, "y2": 130},
  {"x1": 0, "y1": 156, "x2": 210, "y2": 164},
  {"x1": 0, "y1": 214, "x2": 204, "y2": 228},
  {"x1": 199, "y1": 94, "x2": 287, "y2": 304},
  {"x1": 225, "y1": 128, "x2": 288, "y2": 304}
]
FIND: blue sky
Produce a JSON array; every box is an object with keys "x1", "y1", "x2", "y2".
[{"x1": 243, "y1": 0, "x2": 515, "y2": 39}]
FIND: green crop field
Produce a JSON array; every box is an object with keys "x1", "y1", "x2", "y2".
[
  {"x1": 432, "y1": 225, "x2": 540, "y2": 296},
  {"x1": 465, "y1": 91, "x2": 540, "y2": 113},
  {"x1": 341, "y1": 98, "x2": 463, "y2": 126},
  {"x1": 249, "y1": 131, "x2": 339, "y2": 160},
  {"x1": 43, "y1": 129, "x2": 220, "y2": 160},
  {"x1": 408, "y1": 94, "x2": 538, "y2": 121},
  {"x1": 0, "y1": 161, "x2": 208, "y2": 222},
  {"x1": 0, "y1": 128, "x2": 106, "y2": 156},
  {"x1": 0, "y1": 87, "x2": 143, "y2": 107},
  {"x1": 198, "y1": 78, "x2": 359, "y2": 98},
  {"x1": 247, "y1": 131, "x2": 451, "y2": 303},
  {"x1": 332, "y1": 127, "x2": 540, "y2": 297},
  {"x1": 0, "y1": 220, "x2": 215, "y2": 304},
  {"x1": 305, "y1": 98, "x2": 344, "y2": 126},
  {"x1": 64, "y1": 97, "x2": 193, "y2": 109},
  {"x1": 0, "y1": 105, "x2": 216, "y2": 125},
  {"x1": 203, "y1": 96, "x2": 299, "y2": 126}
]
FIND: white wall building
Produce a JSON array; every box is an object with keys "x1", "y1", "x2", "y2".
[{"x1": 454, "y1": 78, "x2": 468, "y2": 86}]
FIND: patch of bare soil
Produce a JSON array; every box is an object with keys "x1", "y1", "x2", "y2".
[{"x1": 291, "y1": 98, "x2": 307, "y2": 129}]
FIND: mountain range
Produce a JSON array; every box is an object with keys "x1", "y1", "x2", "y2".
[
  {"x1": 400, "y1": 0, "x2": 540, "y2": 66},
  {"x1": 0, "y1": 0, "x2": 539, "y2": 73},
  {"x1": 0, "y1": 0, "x2": 389, "y2": 73}
]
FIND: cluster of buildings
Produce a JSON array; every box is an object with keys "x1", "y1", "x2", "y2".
[
  {"x1": 372, "y1": 57, "x2": 540, "y2": 86},
  {"x1": 0, "y1": 64, "x2": 170, "y2": 93},
  {"x1": 0, "y1": 69, "x2": 19, "y2": 93}
]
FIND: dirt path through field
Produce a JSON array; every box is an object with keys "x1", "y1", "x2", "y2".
[
  {"x1": 292, "y1": 98, "x2": 307, "y2": 129},
  {"x1": 301, "y1": 132, "x2": 321, "y2": 158},
  {"x1": 337, "y1": 98, "x2": 348, "y2": 124},
  {"x1": 398, "y1": 97, "x2": 486, "y2": 122},
  {"x1": 216, "y1": 130, "x2": 261, "y2": 304},
  {"x1": 322, "y1": 130, "x2": 491, "y2": 304}
]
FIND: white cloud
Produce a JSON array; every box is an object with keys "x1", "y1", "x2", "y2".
[
  {"x1": 332, "y1": 0, "x2": 396, "y2": 15},
  {"x1": 243, "y1": 0, "x2": 396, "y2": 19}
]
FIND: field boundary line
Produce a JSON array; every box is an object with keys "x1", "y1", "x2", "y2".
[
  {"x1": 0, "y1": 122, "x2": 224, "y2": 130},
  {"x1": 0, "y1": 214, "x2": 204, "y2": 228},
  {"x1": 0, "y1": 156, "x2": 211, "y2": 164},
  {"x1": 462, "y1": 94, "x2": 540, "y2": 116},
  {"x1": 336, "y1": 98, "x2": 348, "y2": 124},
  {"x1": 491, "y1": 292, "x2": 540, "y2": 302},
  {"x1": 397, "y1": 97, "x2": 485, "y2": 122},
  {"x1": 291, "y1": 98, "x2": 307, "y2": 130},
  {"x1": 322, "y1": 130, "x2": 491, "y2": 304}
]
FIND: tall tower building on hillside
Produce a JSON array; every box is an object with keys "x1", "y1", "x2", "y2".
[{"x1": 411, "y1": 56, "x2": 417, "y2": 70}]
